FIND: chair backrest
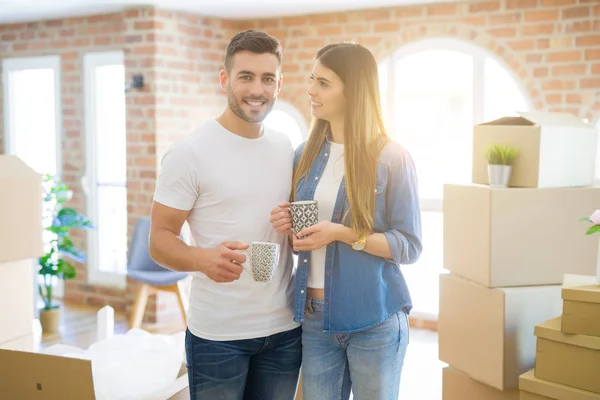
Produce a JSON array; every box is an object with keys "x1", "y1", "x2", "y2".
[{"x1": 127, "y1": 216, "x2": 166, "y2": 272}]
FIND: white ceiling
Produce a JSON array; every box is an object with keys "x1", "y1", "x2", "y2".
[{"x1": 0, "y1": 0, "x2": 458, "y2": 24}]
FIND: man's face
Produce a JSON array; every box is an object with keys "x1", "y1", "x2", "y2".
[{"x1": 220, "y1": 50, "x2": 282, "y2": 123}]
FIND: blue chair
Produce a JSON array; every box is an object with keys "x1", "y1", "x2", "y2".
[{"x1": 127, "y1": 216, "x2": 189, "y2": 329}]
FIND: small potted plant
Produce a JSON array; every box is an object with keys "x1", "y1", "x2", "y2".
[
  {"x1": 580, "y1": 210, "x2": 600, "y2": 284},
  {"x1": 38, "y1": 174, "x2": 94, "y2": 333},
  {"x1": 485, "y1": 144, "x2": 519, "y2": 188}
]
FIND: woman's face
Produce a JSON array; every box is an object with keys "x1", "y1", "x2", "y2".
[{"x1": 307, "y1": 60, "x2": 346, "y2": 122}]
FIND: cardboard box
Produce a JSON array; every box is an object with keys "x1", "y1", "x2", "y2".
[
  {"x1": 561, "y1": 274, "x2": 600, "y2": 337},
  {"x1": 520, "y1": 369, "x2": 600, "y2": 400},
  {"x1": 0, "y1": 333, "x2": 34, "y2": 352},
  {"x1": 443, "y1": 184, "x2": 600, "y2": 287},
  {"x1": 535, "y1": 317, "x2": 600, "y2": 394},
  {"x1": 472, "y1": 111, "x2": 598, "y2": 188},
  {"x1": 0, "y1": 259, "x2": 34, "y2": 345},
  {"x1": 0, "y1": 349, "x2": 189, "y2": 399},
  {"x1": 443, "y1": 366, "x2": 518, "y2": 400},
  {"x1": 0, "y1": 155, "x2": 44, "y2": 263},
  {"x1": 438, "y1": 274, "x2": 562, "y2": 391}
]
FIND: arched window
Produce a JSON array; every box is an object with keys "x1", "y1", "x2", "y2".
[
  {"x1": 379, "y1": 38, "x2": 532, "y2": 319},
  {"x1": 264, "y1": 100, "x2": 308, "y2": 149}
]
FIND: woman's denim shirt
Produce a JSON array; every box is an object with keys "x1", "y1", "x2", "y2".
[{"x1": 292, "y1": 138, "x2": 423, "y2": 334}]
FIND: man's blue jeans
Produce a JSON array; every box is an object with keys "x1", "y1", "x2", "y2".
[{"x1": 185, "y1": 327, "x2": 302, "y2": 400}]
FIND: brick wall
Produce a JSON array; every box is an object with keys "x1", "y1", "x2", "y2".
[
  {"x1": 0, "y1": 7, "x2": 234, "y2": 323},
  {"x1": 0, "y1": 0, "x2": 599, "y2": 324},
  {"x1": 240, "y1": 0, "x2": 600, "y2": 123}
]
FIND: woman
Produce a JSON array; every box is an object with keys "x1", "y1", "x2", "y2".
[{"x1": 270, "y1": 42, "x2": 422, "y2": 399}]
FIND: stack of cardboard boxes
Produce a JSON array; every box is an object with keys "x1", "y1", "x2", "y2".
[
  {"x1": 0, "y1": 155, "x2": 43, "y2": 353},
  {"x1": 439, "y1": 112, "x2": 600, "y2": 399},
  {"x1": 519, "y1": 273, "x2": 600, "y2": 399}
]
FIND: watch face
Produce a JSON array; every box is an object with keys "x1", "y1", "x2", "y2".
[{"x1": 352, "y1": 243, "x2": 365, "y2": 251}]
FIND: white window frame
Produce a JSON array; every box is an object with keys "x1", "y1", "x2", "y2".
[
  {"x1": 2, "y1": 55, "x2": 64, "y2": 298},
  {"x1": 83, "y1": 50, "x2": 127, "y2": 289},
  {"x1": 380, "y1": 38, "x2": 533, "y2": 212},
  {"x1": 381, "y1": 38, "x2": 533, "y2": 321}
]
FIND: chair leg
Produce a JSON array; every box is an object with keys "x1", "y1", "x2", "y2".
[
  {"x1": 129, "y1": 283, "x2": 150, "y2": 329},
  {"x1": 175, "y1": 281, "x2": 188, "y2": 326}
]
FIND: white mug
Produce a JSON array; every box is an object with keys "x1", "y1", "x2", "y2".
[{"x1": 238, "y1": 242, "x2": 280, "y2": 283}]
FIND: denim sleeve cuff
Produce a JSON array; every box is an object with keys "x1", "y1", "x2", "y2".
[{"x1": 383, "y1": 230, "x2": 402, "y2": 264}]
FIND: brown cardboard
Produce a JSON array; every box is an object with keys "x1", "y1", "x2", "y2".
[
  {"x1": 0, "y1": 333, "x2": 34, "y2": 352},
  {"x1": 472, "y1": 111, "x2": 597, "y2": 188},
  {"x1": 0, "y1": 349, "x2": 189, "y2": 399},
  {"x1": 443, "y1": 184, "x2": 600, "y2": 287},
  {"x1": 438, "y1": 274, "x2": 562, "y2": 391},
  {"x1": 0, "y1": 155, "x2": 44, "y2": 263},
  {"x1": 561, "y1": 274, "x2": 600, "y2": 336},
  {"x1": 0, "y1": 259, "x2": 34, "y2": 345},
  {"x1": 443, "y1": 366, "x2": 518, "y2": 400},
  {"x1": 520, "y1": 369, "x2": 600, "y2": 400},
  {"x1": 535, "y1": 317, "x2": 600, "y2": 394}
]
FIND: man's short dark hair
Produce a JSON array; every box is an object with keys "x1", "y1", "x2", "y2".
[{"x1": 224, "y1": 30, "x2": 282, "y2": 72}]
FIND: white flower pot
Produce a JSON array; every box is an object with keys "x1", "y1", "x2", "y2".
[{"x1": 488, "y1": 165, "x2": 512, "y2": 188}]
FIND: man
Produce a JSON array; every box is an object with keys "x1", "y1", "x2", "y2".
[{"x1": 149, "y1": 30, "x2": 301, "y2": 400}]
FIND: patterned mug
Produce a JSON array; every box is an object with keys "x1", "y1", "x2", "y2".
[
  {"x1": 239, "y1": 242, "x2": 280, "y2": 283},
  {"x1": 290, "y1": 200, "x2": 319, "y2": 238}
]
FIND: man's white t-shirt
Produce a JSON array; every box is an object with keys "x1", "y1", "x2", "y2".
[{"x1": 153, "y1": 119, "x2": 299, "y2": 341}]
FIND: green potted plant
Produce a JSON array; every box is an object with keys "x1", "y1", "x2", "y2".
[
  {"x1": 485, "y1": 144, "x2": 519, "y2": 188},
  {"x1": 580, "y1": 210, "x2": 600, "y2": 284},
  {"x1": 38, "y1": 174, "x2": 94, "y2": 333}
]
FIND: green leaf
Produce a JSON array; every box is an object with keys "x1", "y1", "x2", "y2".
[
  {"x1": 485, "y1": 144, "x2": 519, "y2": 166},
  {"x1": 586, "y1": 225, "x2": 600, "y2": 235},
  {"x1": 579, "y1": 217, "x2": 593, "y2": 223}
]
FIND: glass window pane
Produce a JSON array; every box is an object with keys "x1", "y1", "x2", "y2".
[
  {"x1": 264, "y1": 109, "x2": 304, "y2": 149},
  {"x1": 96, "y1": 185, "x2": 128, "y2": 274},
  {"x1": 393, "y1": 49, "x2": 474, "y2": 200},
  {"x1": 8, "y1": 68, "x2": 57, "y2": 176},
  {"x1": 484, "y1": 58, "x2": 529, "y2": 122},
  {"x1": 401, "y1": 211, "x2": 444, "y2": 316},
  {"x1": 95, "y1": 65, "x2": 126, "y2": 184}
]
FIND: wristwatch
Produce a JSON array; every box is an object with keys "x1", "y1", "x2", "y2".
[{"x1": 351, "y1": 235, "x2": 367, "y2": 251}]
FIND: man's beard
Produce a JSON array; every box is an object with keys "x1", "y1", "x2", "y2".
[{"x1": 227, "y1": 86, "x2": 275, "y2": 123}]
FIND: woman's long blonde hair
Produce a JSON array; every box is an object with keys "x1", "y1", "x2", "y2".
[{"x1": 292, "y1": 43, "x2": 390, "y2": 238}]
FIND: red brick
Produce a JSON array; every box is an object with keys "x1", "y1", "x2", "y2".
[
  {"x1": 581, "y1": 78, "x2": 600, "y2": 89},
  {"x1": 562, "y1": 6, "x2": 591, "y2": 19},
  {"x1": 364, "y1": 9, "x2": 392, "y2": 20},
  {"x1": 470, "y1": 1, "x2": 501, "y2": 13},
  {"x1": 521, "y1": 23, "x2": 557, "y2": 36},
  {"x1": 576, "y1": 35, "x2": 600, "y2": 47},
  {"x1": 1, "y1": 33, "x2": 16, "y2": 40},
  {"x1": 488, "y1": 27, "x2": 518, "y2": 37},
  {"x1": 533, "y1": 67, "x2": 549, "y2": 77},
  {"x1": 374, "y1": 22, "x2": 400, "y2": 33},
  {"x1": 566, "y1": 93, "x2": 583, "y2": 104},
  {"x1": 545, "y1": 94, "x2": 563, "y2": 105},
  {"x1": 506, "y1": 0, "x2": 538, "y2": 8},
  {"x1": 525, "y1": 10, "x2": 560, "y2": 22},
  {"x1": 489, "y1": 13, "x2": 522, "y2": 25},
  {"x1": 317, "y1": 25, "x2": 342, "y2": 36},
  {"x1": 547, "y1": 51, "x2": 582, "y2": 62},
  {"x1": 538, "y1": 39, "x2": 550, "y2": 49},
  {"x1": 593, "y1": 64, "x2": 600, "y2": 75},
  {"x1": 565, "y1": 21, "x2": 592, "y2": 33},
  {"x1": 508, "y1": 39, "x2": 536, "y2": 51},
  {"x1": 395, "y1": 7, "x2": 423, "y2": 18},
  {"x1": 551, "y1": 63, "x2": 587, "y2": 75},
  {"x1": 283, "y1": 16, "x2": 308, "y2": 27},
  {"x1": 462, "y1": 16, "x2": 487, "y2": 25},
  {"x1": 541, "y1": 79, "x2": 577, "y2": 90},
  {"x1": 541, "y1": 0, "x2": 576, "y2": 4},
  {"x1": 427, "y1": 4, "x2": 458, "y2": 16}
]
